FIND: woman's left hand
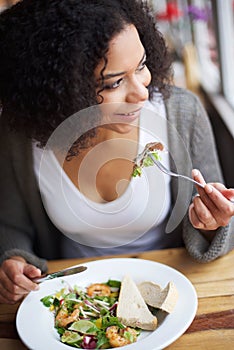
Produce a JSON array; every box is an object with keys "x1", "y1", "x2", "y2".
[{"x1": 189, "y1": 169, "x2": 234, "y2": 231}]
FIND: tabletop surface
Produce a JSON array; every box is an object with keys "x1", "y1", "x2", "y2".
[{"x1": 0, "y1": 247, "x2": 234, "y2": 350}]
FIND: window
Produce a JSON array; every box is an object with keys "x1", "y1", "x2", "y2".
[
  {"x1": 191, "y1": 0, "x2": 221, "y2": 93},
  {"x1": 214, "y1": 0, "x2": 234, "y2": 108},
  {"x1": 151, "y1": 0, "x2": 234, "y2": 110}
]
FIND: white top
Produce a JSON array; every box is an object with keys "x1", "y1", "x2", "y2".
[{"x1": 33, "y1": 96, "x2": 176, "y2": 256}]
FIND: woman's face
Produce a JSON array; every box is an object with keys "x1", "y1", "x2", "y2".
[{"x1": 94, "y1": 24, "x2": 151, "y2": 134}]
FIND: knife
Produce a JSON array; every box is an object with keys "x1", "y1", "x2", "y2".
[{"x1": 32, "y1": 265, "x2": 87, "y2": 283}]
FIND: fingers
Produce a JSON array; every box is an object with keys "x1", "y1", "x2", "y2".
[
  {"x1": 0, "y1": 259, "x2": 41, "y2": 304},
  {"x1": 23, "y1": 263, "x2": 42, "y2": 279},
  {"x1": 5, "y1": 260, "x2": 41, "y2": 291},
  {"x1": 192, "y1": 169, "x2": 206, "y2": 187},
  {"x1": 189, "y1": 203, "x2": 200, "y2": 228},
  {"x1": 190, "y1": 169, "x2": 234, "y2": 231},
  {"x1": 0, "y1": 267, "x2": 28, "y2": 304},
  {"x1": 189, "y1": 199, "x2": 217, "y2": 230},
  {"x1": 192, "y1": 170, "x2": 219, "y2": 226},
  {"x1": 0, "y1": 269, "x2": 24, "y2": 304},
  {"x1": 193, "y1": 169, "x2": 234, "y2": 203},
  {"x1": 204, "y1": 185, "x2": 234, "y2": 214},
  {"x1": 219, "y1": 188, "x2": 234, "y2": 202},
  {"x1": 208, "y1": 182, "x2": 234, "y2": 201},
  {"x1": 0, "y1": 293, "x2": 14, "y2": 304}
]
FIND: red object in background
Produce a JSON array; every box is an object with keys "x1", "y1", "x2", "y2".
[{"x1": 156, "y1": 2, "x2": 183, "y2": 21}]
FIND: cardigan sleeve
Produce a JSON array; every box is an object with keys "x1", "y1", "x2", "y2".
[
  {"x1": 0, "y1": 225, "x2": 47, "y2": 272},
  {"x1": 0, "y1": 124, "x2": 48, "y2": 272},
  {"x1": 165, "y1": 87, "x2": 233, "y2": 262},
  {"x1": 180, "y1": 90, "x2": 234, "y2": 261}
]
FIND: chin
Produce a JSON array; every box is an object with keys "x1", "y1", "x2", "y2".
[{"x1": 104, "y1": 122, "x2": 136, "y2": 134}]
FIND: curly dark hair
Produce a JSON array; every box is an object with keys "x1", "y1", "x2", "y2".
[{"x1": 0, "y1": 0, "x2": 172, "y2": 154}]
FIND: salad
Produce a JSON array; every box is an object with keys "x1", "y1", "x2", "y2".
[
  {"x1": 41, "y1": 279, "x2": 141, "y2": 349},
  {"x1": 132, "y1": 142, "x2": 164, "y2": 177}
]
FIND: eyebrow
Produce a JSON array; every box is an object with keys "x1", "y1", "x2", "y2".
[{"x1": 101, "y1": 51, "x2": 146, "y2": 81}]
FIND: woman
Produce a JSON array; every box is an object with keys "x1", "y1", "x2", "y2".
[{"x1": 0, "y1": 0, "x2": 233, "y2": 304}]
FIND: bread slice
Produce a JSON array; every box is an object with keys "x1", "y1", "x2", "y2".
[
  {"x1": 117, "y1": 275, "x2": 157, "y2": 330},
  {"x1": 138, "y1": 281, "x2": 178, "y2": 314}
]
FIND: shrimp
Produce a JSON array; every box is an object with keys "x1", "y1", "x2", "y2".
[
  {"x1": 55, "y1": 307, "x2": 80, "y2": 327},
  {"x1": 105, "y1": 325, "x2": 138, "y2": 348},
  {"x1": 87, "y1": 283, "x2": 111, "y2": 297}
]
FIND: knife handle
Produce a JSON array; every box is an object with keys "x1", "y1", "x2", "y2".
[{"x1": 31, "y1": 265, "x2": 87, "y2": 283}]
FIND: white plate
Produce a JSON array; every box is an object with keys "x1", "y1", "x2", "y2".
[{"x1": 16, "y1": 258, "x2": 197, "y2": 350}]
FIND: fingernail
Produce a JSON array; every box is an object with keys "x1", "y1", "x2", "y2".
[
  {"x1": 34, "y1": 284, "x2": 40, "y2": 290},
  {"x1": 192, "y1": 169, "x2": 199, "y2": 177},
  {"x1": 205, "y1": 184, "x2": 213, "y2": 194}
]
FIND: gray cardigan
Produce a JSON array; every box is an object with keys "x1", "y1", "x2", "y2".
[{"x1": 0, "y1": 87, "x2": 233, "y2": 272}]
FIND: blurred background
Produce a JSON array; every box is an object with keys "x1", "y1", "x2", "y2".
[
  {"x1": 150, "y1": 0, "x2": 234, "y2": 187},
  {"x1": 0, "y1": 0, "x2": 233, "y2": 186}
]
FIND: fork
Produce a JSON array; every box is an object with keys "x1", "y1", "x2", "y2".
[{"x1": 148, "y1": 153, "x2": 205, "y2": 189}]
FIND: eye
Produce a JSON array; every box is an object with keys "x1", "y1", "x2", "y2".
[
  {"x1": 136, "y1": 60, "x2": 147, "y2": 72},
  {"x1": 103, "y1": 78, "x2": 123, "y2": 90}
]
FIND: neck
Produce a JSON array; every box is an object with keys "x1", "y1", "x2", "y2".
[{"x1": 55, "y1": 123, "x2": 140, "y2": 202}]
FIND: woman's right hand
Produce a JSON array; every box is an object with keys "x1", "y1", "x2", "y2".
[{"x1": 0, "y1": 256, "x2": 41, "y2": 304}]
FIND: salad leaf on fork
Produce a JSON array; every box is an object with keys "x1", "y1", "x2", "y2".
[{"x1": 132, "y1": 142, "x2": 164, "y2": 177}]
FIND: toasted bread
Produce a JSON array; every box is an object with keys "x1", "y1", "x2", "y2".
[
  {"x1": 138, "y1": 281, "x2": 178, "y2": 313},
  {"x1": 117, "y1": 275, "x2": 157, "y2": 331}
]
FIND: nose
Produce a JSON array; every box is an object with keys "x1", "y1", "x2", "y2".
[{"x1": 126, "y1": 67, "x2": 151, "y2": 104}]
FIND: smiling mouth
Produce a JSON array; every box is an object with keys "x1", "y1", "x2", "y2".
[{"x1": 114, "y1": 108, "x2": 142, "y2": 117}]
